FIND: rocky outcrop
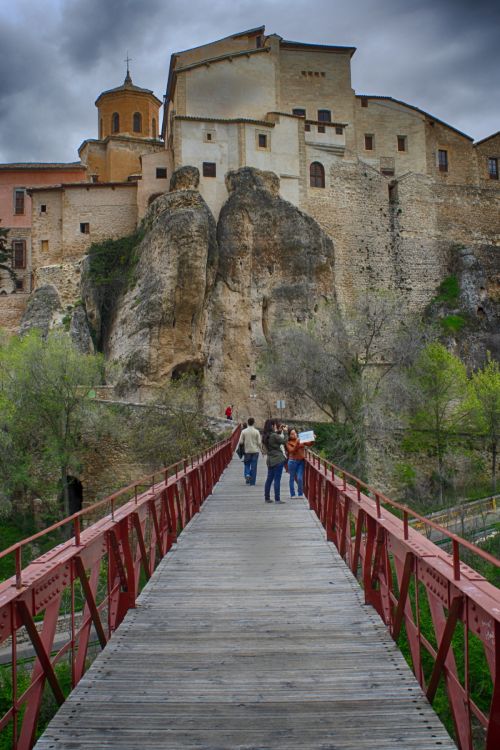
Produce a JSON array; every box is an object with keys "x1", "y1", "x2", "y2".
[
  {"x1": 105, "y1": 167, "x2": 218, "y2": 392},
  {"x1": 204, "y1": 167, "x2": 336, "y2": 411},
  {"x1": 455, "y1": 245, "x2": 500, "y2": 364},
  {"x1": 100, "y1": 165, "x2": 336, "y2": 412},
  {"x1": 69, "y1": 305, "x2": 95, "y2": 354},
  {"x1": 19, "y1": 284, "x2": 61, "y2": 338}
]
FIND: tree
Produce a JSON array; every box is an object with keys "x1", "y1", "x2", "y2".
[
  {"x1": 468, "y1": 355, "x2": 500, "y2": 493},
  {"x1": 262, "y1": 293, "x2": 425, "y2": 477},
  {"x1": 128, "y1": 375, "x2": 214, "y2": 470},
  {"x1": 404, "y1": 343, "x2": 469, "y2": 505},
  {"x1": 0, "y1": 331, "x2": 104, "y2": 518}
]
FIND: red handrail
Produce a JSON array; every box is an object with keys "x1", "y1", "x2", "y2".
[
  {"x1": 0, "y1": 424, "x2": 241, "y2": 749},
  {"x1": 303, "y1": 448, "x2": 500, "y2": 750}
]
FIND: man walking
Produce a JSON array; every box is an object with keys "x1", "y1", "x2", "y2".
[{"x1": 237, "y1": 418, "x2": 262, "y2": 486}]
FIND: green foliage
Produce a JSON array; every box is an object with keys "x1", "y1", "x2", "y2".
[
  {"x1": 313, "y1": 422, "x2": 359, "y2": 475},
  {"x1": 434, "y1": 275, "x2": 460, "y2": 305},
  {"x1": 404, "y1": 343, "x2": 469, "y2": 504},
  {"x1": 87, "y1": 230, "x2": 144, "y2": 347},
  {"x1": 0, "y1": 331, "x2": 104, "y2": 520},
  {"x1": 128, "y1": 376, "x2": 215, "y2": 470},
  {"x1": 467, "y1": 355, "x2": 500, "y2": 492},
  {"x1": 0, "y1": 658, "x2": 75, "y2": 748},
  {"x1": 440, "y1": 314, "x2": 467, "y2": 333},
  {"x1": 87, "y1": 230, "x2": 143, "y2": 290}
]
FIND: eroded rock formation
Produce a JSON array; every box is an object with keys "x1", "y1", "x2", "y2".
[
  {"x1": 104, "y1": 167, "x2": 218, "y2": 392},
  {"x1": 100, "y1": 166, "x2": 336, "y2": 413}
]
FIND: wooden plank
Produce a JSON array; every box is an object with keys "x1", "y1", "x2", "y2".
[{"x1": 35, "y1": 458, "x2": 456, "y2": 749}]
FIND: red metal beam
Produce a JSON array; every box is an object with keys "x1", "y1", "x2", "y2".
[
  {"x1": 0, "y1": 426, "x2": 241, "y2": 749},
  {"x1": 303, "y1": 448, "x2": 500, "y2": 750}
]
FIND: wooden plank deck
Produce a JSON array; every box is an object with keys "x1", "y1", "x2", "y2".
[{"x1": 36, "y1": 457, "x2": 456, "y2": 749}]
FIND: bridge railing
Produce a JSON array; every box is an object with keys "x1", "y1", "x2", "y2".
[
  {"x1": 304, "y1": 449, "x2": 500, "y2": 750},
  {"x1": 0, "y1": 425, "x2": 241, "y2": 750}
]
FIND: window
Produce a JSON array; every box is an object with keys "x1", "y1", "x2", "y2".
[
  {"x1": 41, "y1": 240, "x2": 49, "y2": 252},
  {"x1": 304, "y1": 122, "x2": 311, "y2": 132},
  {"x1": 310, "y1": 162, "x2": 325, "y2": 188},
  {"x1": 256, "y1": 34, "x2": 263, "y2": 48},
  {"x1": 204, "y1": 130, "x2": 215, "y2": 143},
  {"x1": 40, "y1": 204, "x2": 47, "y2": 213},
  {"x1": 12, "y1": 240, "x2": 26, "y2": 269},
  {"x1": 438, "y1": 149, "x2": 448, "y2": 172},
  {"x1": 206, "y1": 132, "x2": 212, "y2": 141},
  {"x1": 318, "y1": 125, "x2": 325, "y2": 134},
  {"x1": 80, "y1": 223, "x2": 90, "y2": 234},
  {"x1": 15, "y1": 278, "x2": 24, "y2": 292},
  {"x1": 156, "y1": 167, "x2": 167, "y2": 179},
  {"x1": 397, "y1": 135, "x2": 407, "y2": 152},
  {"x1": 202, "y1": 162, "x2": 216, "y2": 177},
  {"x1": 365, "y1": 134, "x2": 374, "y2": 150},
  {"x1": 14, "y1": 189, "x2": 25, "y2": 215},
  {"x1": 112, "y1": 112, "x2": 120, "y2": 133},
  {"x1": 292, "y1": 108, "x2": 306, "y2": 118},
  {"x1": 152, "y1": 118, "x2": 157, "y2": 137},
  {"x1": 258, "y1": 133, "x2": 267, "y2": 148},
  {"x1": 133, "y1": 112, "x2": 142, "y2": 133},
  {"x1": 488, "y1": 157, "x2": 498, "y2": 180},
  {"x1": 318, "y1": 110, "x2": 331, "y2": 122},
  {"x1": 361, "y1": 98, "x2": 368, "y2": 108},
  {"x1": 335, "y1": 126, "x2": 343, "y2": 135}
]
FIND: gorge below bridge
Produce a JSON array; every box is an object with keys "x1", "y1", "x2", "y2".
[{"x1": 0, "y1": 427, "x2": 499, "y2": 750}]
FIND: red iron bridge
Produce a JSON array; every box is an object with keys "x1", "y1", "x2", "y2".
[{"x1": 0, "y1": 426, "x2": 499, "y2": 749}]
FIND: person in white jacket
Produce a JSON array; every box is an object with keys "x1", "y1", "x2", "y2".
[{"x1": 238, "y1": 418, "x2": 262, "y2": 485}]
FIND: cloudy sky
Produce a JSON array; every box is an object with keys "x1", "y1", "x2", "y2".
[{"x1": 1, "y1": 0, "x2": 498, "y2": 163}]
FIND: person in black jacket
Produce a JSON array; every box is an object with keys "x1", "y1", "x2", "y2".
[{"x1": 262, "y1": 419, "x2": 288, "y2": 504}]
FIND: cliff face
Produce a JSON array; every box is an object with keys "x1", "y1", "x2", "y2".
[
  {"x1": 204, "y1": 167, "x2": 336, "y2": 412},
  {"x1": 101, "y1": 166, "x2": 336, "y2": 412},
  {"x1": 104, "y1": 167, "x2": 218, "y2": 392}
]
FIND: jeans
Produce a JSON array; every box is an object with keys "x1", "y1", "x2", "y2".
[
  {"x1": 244, "y1": 453, "x2": 259, "y2": 485},
  {"x1": 288, "y1": 459, "x2": 304, "y2": 496},
  {"x1": 264, "y1": 462, "x2": 285, "y2": 502}
]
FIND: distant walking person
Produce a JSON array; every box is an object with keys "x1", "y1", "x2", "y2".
[
  {"x1": 238, "y1": 418, "x2": 262, "y2": 485},
  {"x1": 286, "y1": 428, "x2": 315, "y2": 498},
  {"x1": 225, "y1": 404, "x2": 233, "y2": 420},
  {"x1": 262, "y1": 419, "x2": 288, "y2": 504}
]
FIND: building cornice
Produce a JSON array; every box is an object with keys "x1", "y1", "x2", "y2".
[{"x1": 27, "y1": 181, "x2": 138, "y2": 194}]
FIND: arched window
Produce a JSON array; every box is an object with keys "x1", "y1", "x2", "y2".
[
  {"x1": 310, "y1": 162, "x2": 325, "y2": 188},
  {"x1": 152, "y1": 118, "x2": 157, "y2": 137},
  {"x1": 112, "y1": 112, "x2": 120, "y2": 133},
  {"x1": 133, "y1": 112, "x2": 142, "y2": 133}
]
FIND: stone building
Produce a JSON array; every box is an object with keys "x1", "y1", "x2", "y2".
[{"x1": 0, "y1": 26, "x2": 498, "y2": 416}]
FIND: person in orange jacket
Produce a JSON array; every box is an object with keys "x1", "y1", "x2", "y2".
[{"x1": 286, "y1": 428, "x2": 315, "y2": 497}]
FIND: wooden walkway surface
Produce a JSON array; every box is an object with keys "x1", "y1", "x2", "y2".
[{"x1": 36, "y1": 458, "x2": 456, "y2": 749}]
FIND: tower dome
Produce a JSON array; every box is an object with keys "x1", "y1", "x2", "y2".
[{"x1": 95, "y1": 68, "x2": 162, "y2": 140}]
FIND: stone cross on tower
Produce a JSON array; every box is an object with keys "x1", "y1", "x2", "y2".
[{"x1": 124, "y1": 52, "x2": 132, "y2": 84}]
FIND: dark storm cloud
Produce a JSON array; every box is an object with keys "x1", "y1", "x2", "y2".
[{"x1": 0, "y1": 0, "x2": 498, "y2": 164}]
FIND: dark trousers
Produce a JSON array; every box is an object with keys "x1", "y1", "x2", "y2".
[
  {"x1": 264, "y1": 462, "x2": 285, "y2": 502},
  {"x1": 244, "y1": 453, "x2": 259, "y2": 485}
]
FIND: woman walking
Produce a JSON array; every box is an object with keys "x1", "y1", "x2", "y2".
[
  {"x1": 286, "y1": 428, "x2": 314, "y2": 498},
  {"x1": 262, "y1": 419, "x2": 288, "y2": 504}
]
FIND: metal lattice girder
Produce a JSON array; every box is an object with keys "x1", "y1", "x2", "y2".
[{"x1": 0, "y1": 428, "x2": 241, "y2": 750}]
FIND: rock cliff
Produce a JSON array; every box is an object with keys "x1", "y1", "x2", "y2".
[
  {"x1": 104, "y1": 166, "x2": 218, "y2": 392},
  {"x1": 101, "y1": 166, "x2": 336, "y2": 413}
]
